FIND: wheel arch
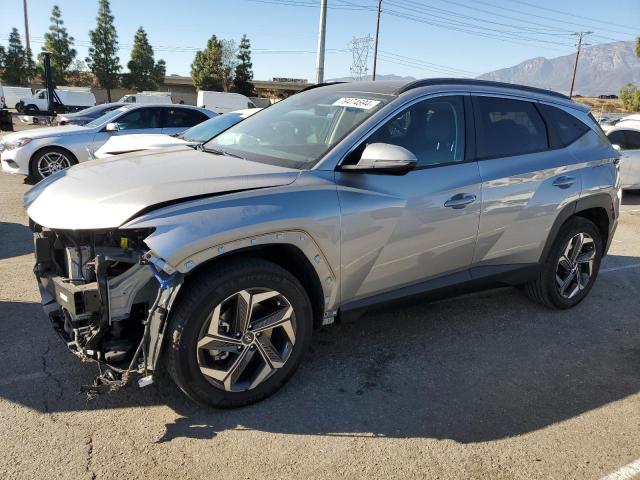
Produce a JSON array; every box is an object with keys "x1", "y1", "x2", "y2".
[
  {"x1": 540, "y1": 193, "x2": 615, "y2": 262},
  {"x1": 179, "y1": 242, "x2": 329, "y2": 329}
]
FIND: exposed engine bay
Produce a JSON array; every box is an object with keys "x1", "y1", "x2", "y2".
[{"x1": 31, "y1": 222, "x2": 182, "y2": 395}]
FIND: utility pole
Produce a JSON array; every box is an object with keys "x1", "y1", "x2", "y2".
[
  {"x1": 23, "y1": 0, "x2": 32, "y2": 85},
  {"x1": 315, "y1": 0, "x2": 328, "y2": 84},
  {"x1": 569, "y1": 31, "x2": 591, "y2": 99},
  {"x1": 23, "y1": 0, "x2": 31, "y2": 55},
  {"x1": 372, "y1": 0, "x2": 382, "y2": 80}
]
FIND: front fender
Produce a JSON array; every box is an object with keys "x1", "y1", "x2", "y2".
[{"x1": 123, "y1": 171, "x2": 342, "y2": 310}]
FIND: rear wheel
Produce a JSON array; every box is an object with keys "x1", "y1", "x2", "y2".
[
  {"x1": 29, "y1": 147, "x2": 77, "y2": 182},
  {"x1": 524, "y1": 217, "x2": 603, "y2": 309},
  {"x1": 165, "y1": 258, "x2": 313, "y2": 408}
]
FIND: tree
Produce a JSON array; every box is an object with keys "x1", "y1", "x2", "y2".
[
  {"x1": 619, "y1": 83, "x2": 640, "y2": 112},
  {"x1": 38, "y1": 5, "x2": 76, "y2": 86},
  {"x1": 86, "y1": 0, "x2": 120, "y2": 101},
  {"x1": 219, "y1": 39, "x2": 238, "y2": 92},
  {"x1": 122, "y1": 27, "x2": 166, "y2": 91},
  {"x1": 2, "y1": 28, "x2": 34, "y2": 85},
  {"x1": 233, "y1": 34, "x2": 254, "y2": 96},
  {"x1": 191, "y1": 35, "x2": 224, "y2": 91}
]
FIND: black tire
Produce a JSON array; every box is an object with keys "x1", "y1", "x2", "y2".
[
  {"x1": 524, "y1": 216, "x2": 603, "y2": 309},
  {"x1": 29, "y1": 147, "x2": 78, "y2": 182},
  {"x1": 165, "y1": 258, "x2": 313, "y2": 408},
  {"x1": 23, "y1": 104, "x2": 39, "y2": 114},
  {"x1": 15, "y1": 102, "x2": 22, "y2": 112}
]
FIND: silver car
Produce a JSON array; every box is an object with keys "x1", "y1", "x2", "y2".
[
  {"x1": 1, "y1": 103, "x2": 215, "y2": 181},
  {"x1": 25, "y1": 80, "x2": 620, "y2": 408}
]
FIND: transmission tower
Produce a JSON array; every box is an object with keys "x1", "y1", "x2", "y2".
[{"x1": 350, "y1": 36, "x2": 373, "y2": 81}]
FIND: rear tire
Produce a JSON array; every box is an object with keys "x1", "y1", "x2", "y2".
[
  {"x1": 165, "y1": 258, "x2": 313, "y2": 408},
  {"x1": 524, "y1": 217, "x2": 603, "y2": 309}
]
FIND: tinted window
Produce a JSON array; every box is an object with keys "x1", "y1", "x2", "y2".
[
  {"x1": 361, "y1": 96, "x2": 465, "y2": 167},
  {"x1": 163, "y1": 108, "x2": 209, "y2": 128},
  {"x1": 538, "y1": 104, "x2": 590, "y2": 147},
  {"x1": 474, "y1": 96, "x2": 548, "y2": 158},
  {"x1": 116, "y1": 108, "x2": 161, "y2": 130},
  {"x1": 609, "y1": 130, "x2": 640, "y2": 150}
]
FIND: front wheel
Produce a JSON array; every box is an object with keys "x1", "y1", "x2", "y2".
[
  {"x1": 165, "y1": 258, "x2": 313, "y2": 408},
  {"x1": 29, "y1": 147, "x2": 77, "y2": 182},
  {"x1": 524, "y1": 217, "x2": 603, "y2": 309}
]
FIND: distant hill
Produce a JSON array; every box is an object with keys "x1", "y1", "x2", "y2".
[
  {"x1": 327, "y1": 74, "x2": 416, "y2": 82},
  {"x1": 477, "y1": 41, "x2": 640, "y2": 97}
]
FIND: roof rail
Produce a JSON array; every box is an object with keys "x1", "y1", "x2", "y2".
[{"x1": 395, "y1": 78, "x2": 570, "y2": 100}]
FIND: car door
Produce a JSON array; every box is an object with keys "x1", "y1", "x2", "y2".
[
  {"x1": 161, "y1": 107, "x2": 209, "y2": 135},
  {"x1": 471, "y1": 95, "x2": 582, "y2": 269},
  {"x1": 90, "y1": 107, "x2": 163, "y2": 152},
  {"x1": 335, "y1": 95, "x2": 482, "y2": 304},
  {"x1": 608, "y1": 129, "x2": 640, "y2": 189}
]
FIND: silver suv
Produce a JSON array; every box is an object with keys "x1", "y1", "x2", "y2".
[{"x1": 26, "y1": 80, "x2": 620, "y2": 407}]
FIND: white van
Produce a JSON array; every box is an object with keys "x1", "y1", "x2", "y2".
[
  {"x1": 19, "y1": 87, "x2": 96, "y2": 113},
  {"x1": 4, "y1": 86, "x2": 32, "y2": 110},
  {"x1": 197, "y1": 91, "x2": 256, "y2": 114},
  {"x1": 118, "y1": 92, "x2": 172, "y2": 104}
]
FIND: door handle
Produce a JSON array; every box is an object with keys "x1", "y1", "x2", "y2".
[
  {"x1": 552, "y1": 176, "x2": 576, "y2": 189},
  {"x1": 444, "y1": 193, "x2": 477, "y2": 209}
]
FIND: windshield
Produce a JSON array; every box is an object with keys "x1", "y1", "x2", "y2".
[
  {"x1": 180, "y1": 112, "x2": 244, "y2": 142},
  {"x1": 85, "y1": 107, "x2": 128, "y2": 128},
  {"x1": 205, "y1": 89, "x2": 391, "y2": 169}
]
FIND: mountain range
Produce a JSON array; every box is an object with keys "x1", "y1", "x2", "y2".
[{"x1": 477, "y1": 41, "x2": 640, "y2": 96}]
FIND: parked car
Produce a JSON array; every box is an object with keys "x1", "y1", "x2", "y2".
[
  {"x1": 1, "y1": 104, "x2": 214, "y2": 181},
  {"x1": 24, "y1": 79, "x2": 619, "y2": 408},
  {"x1": 17, "y1": 87, "x2": 96, "y2": 113},
  {"x1": 607, "y1": 126, "x2": 640, "y2": 190},
  {"x1": 56, "y1": 103, "x2": 125, "y2": 126},
  {"x1": 3, "y1": 86, "x2": 32, "y2": 110},
  {"x1": 197, "y1": 91, "x2": 256, "y2": 113},
  {"x1": 93, "y1": 108, "x2": 261, "y2": 158},
  {"x1": 118, "y1": 92, "x2": 173, "y2": 104}
]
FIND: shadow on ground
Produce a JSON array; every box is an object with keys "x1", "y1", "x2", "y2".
[
  {"x1": 0, "y1": 222, "x2": 33, "y2": 260},
  {"x1": 0, "y1": 256, "x2": 638, "y2": 444}
]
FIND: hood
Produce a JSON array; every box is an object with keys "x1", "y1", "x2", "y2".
[
  {"x1": 2, "y1": 124, "x2": 90, "y2": 142},
  {"x1": 25, "y1": 147, "x2": 300, "y2": 230},
  {"x1": 95, "y1": 134, "x2": 191, "y2": 157}
]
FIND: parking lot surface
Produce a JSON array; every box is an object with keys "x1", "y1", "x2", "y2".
[{"x1": 0, "y1": 148, "x2": 639, "y2": 479}]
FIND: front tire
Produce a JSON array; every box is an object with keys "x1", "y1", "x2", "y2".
[
  {"x1": 165, "y1": 258, "x2": 313, "y2": 408},
  {"x1": 524, "y1": 217, "x2": 603, "y2": 309},
  {"x1": 29, "y1": 147, "x2": 77, "y2": 182}
]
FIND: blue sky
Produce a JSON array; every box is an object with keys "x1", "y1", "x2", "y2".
[{"x1": 1, "y1": 0, "x2": 638, "y2": 81}]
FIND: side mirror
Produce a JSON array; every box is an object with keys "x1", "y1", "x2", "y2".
[
  {"x1": 612, "y1": 144, "x2": 622, "y2": 151},
  {"x1": 341, "y1": 143, "x2": 417, "y2": 173},
  {"x1": 105, "y1": 122, "x2": 120, "y2": 132}
]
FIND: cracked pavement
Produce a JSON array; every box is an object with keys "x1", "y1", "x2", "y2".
[{"x1": 0, "y1": 154, "x2": 639, "y2": 478}]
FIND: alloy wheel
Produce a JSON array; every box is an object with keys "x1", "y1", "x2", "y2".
[
  {"x1": 37, "y1": 152, "x2": 72, "y2": 178},
  {"x1": 555, "y1": 232, "x2": 596, "y2": 299},
  {"x1": 196, "y1": 288, "x2": 296, "y2": 392}
]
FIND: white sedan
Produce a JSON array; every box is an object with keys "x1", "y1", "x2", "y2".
[
  {"x1": 0, "y1": 104, "x2": 215, "y2": 181},
  {"x1": 607, "y1": 126, "x2": 640, "y2": 190},
  {"x1": 93, "y1": 108, "x2": 262, "y2": 158}
]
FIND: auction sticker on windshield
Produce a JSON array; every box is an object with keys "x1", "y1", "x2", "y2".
[{"x1": 332, "y1": 97, "x2": 382, "y2": 110}]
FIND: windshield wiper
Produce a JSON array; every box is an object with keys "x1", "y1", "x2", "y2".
[{"x1": 202, "y1": 147, "x2": 246, "y2": 160}]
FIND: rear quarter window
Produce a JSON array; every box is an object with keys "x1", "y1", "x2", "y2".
[
  {"x1": 473, "y1": 96, "x2": 548, "y2": 159},
  {"x1": 537, "y1": 104, "x2": 590, "y2": 148}
]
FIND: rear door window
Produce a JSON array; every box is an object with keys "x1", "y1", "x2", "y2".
[
  {"x1": 473, "y1": 96, "x2": 548, "y2": 159},
  {"x1": 116, "y1": 107, "x2": 161, "y2": 130},
  {"x1": 537, "y1": 104, "x2": 590, "y2": 147},
  {"x1": 163, "y1": 107, "x2": 209, "y2": 128}
]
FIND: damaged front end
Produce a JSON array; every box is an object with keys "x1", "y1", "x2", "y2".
[{"x1": 31, "y1": 222, "x2": 182, "y2": 396}]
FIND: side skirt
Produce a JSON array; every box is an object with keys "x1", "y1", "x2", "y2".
[{"x1": 338, "y1": 263, "x2": 540, "y2": 322}]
